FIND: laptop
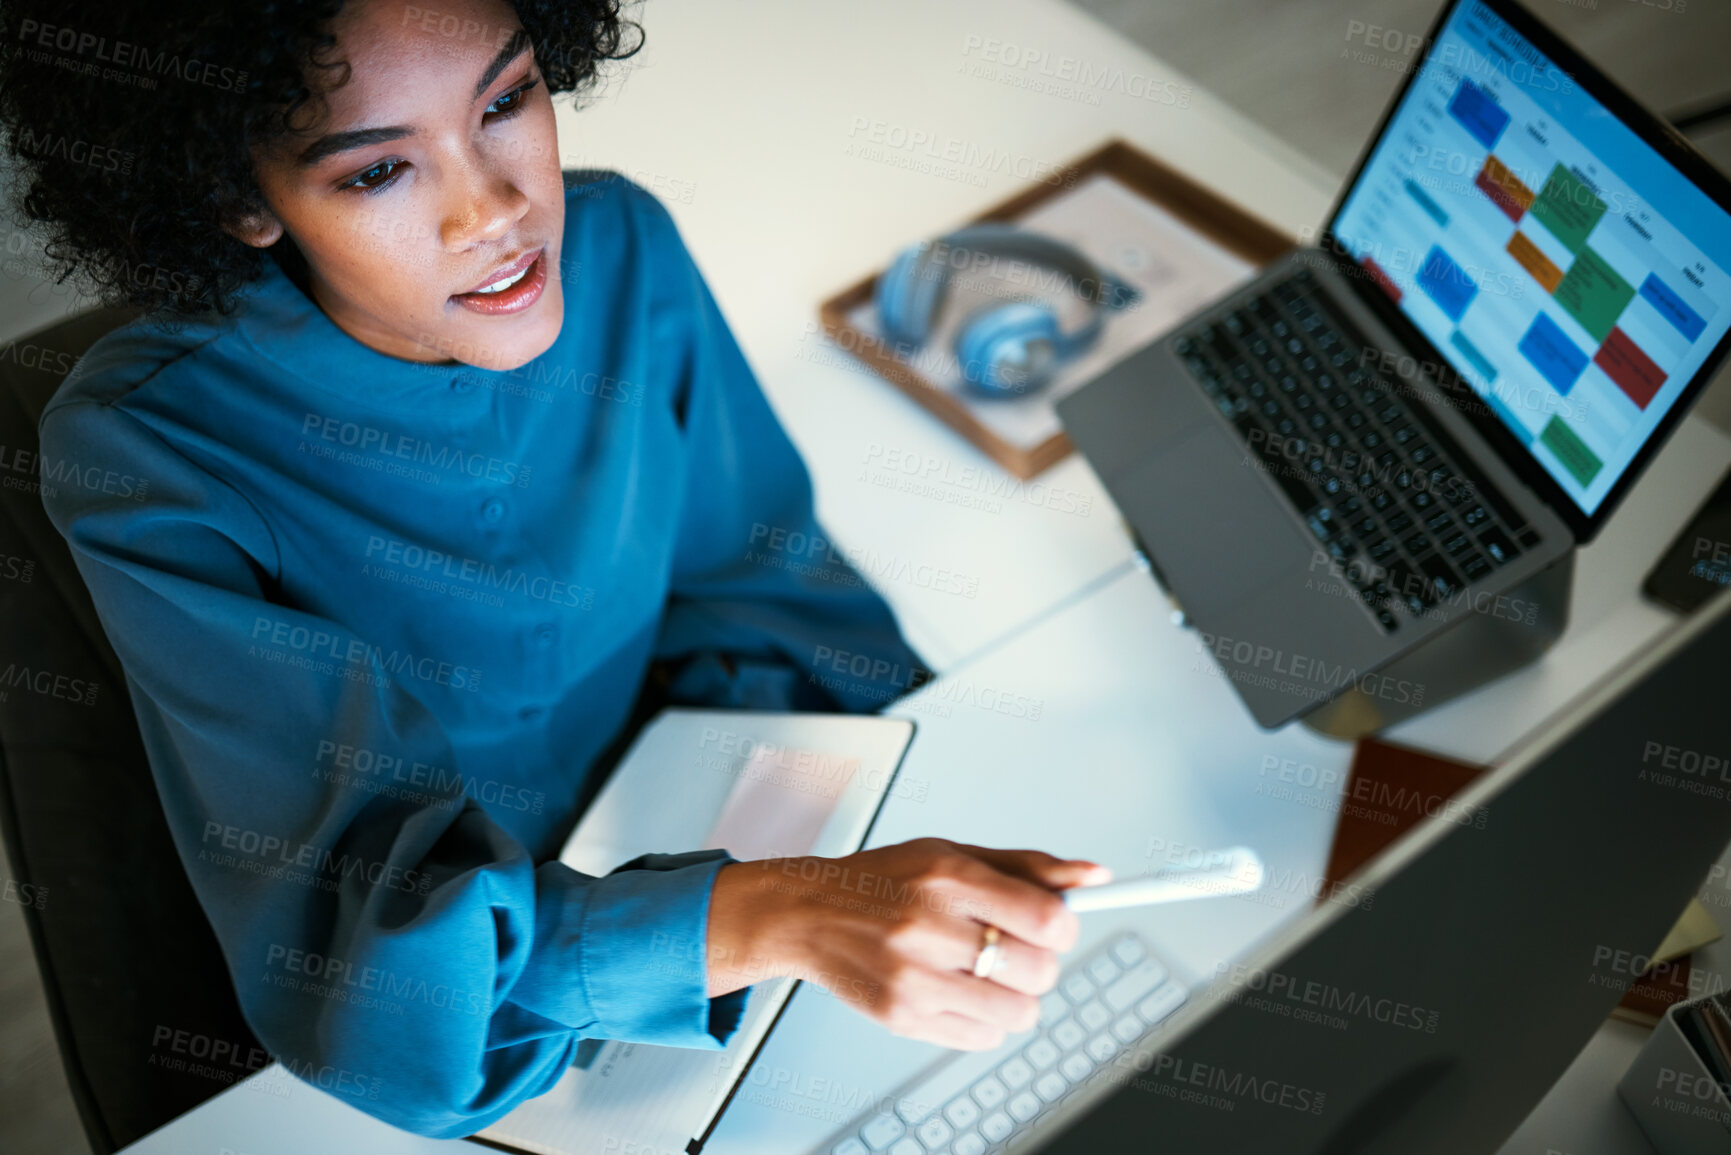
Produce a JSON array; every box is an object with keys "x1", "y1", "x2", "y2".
[{"x1": 1058, "y1": 0, "x2": 1731, "y2": 728}]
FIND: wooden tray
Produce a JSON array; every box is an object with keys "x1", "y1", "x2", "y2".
[{"x1": 818, "y1": 137, "x2": 1296, "y2": 478}]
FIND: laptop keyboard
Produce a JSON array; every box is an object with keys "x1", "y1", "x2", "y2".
[
  {"x1": 815, "y1": 932, "x2": 1185, "y2": 1155},
  {"x1": 1173, "y1": 267, "x2": 1542, "y2": 633}
]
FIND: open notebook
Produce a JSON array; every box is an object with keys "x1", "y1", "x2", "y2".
[{"x1": 475, "y1": 708, "x2": 916, "y2": 1155}]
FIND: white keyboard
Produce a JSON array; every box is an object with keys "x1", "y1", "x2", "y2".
[{"x1": 811, "y1": 931, "x2": 1187, "y2": 1155}]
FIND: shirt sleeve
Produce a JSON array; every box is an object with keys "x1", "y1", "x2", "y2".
[
  {"x1": 38, "y1": 397, "x2": 748, "y2": 1139},
  {"x1": 636, "y1": 197, "x2": 930, "y2": 714}
]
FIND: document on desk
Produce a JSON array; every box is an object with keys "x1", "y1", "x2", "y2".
[{"x1": 474, "y1": 708, "x2": 916, "y2": 1155}]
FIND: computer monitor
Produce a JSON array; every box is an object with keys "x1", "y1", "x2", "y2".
[
  {"x1": 1019, "y1": 582, "x2": 1731, "y2": 1152},
  {"x1": 1326, "y1": 0, "x2": 1731, "y2": 539}
]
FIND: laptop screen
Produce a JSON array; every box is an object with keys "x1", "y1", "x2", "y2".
[{"x1": 1330, "y1": 0, "x2": 1731, "y2": 518}]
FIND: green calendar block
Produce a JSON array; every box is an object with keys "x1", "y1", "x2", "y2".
[
  {"x1": 1553, "y1": 247, "x2": 1635, "y2": 343},
  {"x1": 1531, "y1": 164, "x2": 1607, "y2": 255},
  {"x1": 1539, "y1": 415, "x2": 1603, "y2": 487}
]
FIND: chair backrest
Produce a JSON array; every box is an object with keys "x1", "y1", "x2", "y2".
[{"x1": 0, "y1": 305, "x2": 265, "y2": 1153}]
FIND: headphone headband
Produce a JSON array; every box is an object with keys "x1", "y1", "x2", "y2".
[
  {"x1": 874, "y1": 222, "x2": 1140, "y2": 397},
  {"x1": 903, "y1": 224, "x2": 1136, "y2": 356}
]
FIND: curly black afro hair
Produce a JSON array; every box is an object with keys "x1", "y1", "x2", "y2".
[{"x1": 0, "y1": 1, "x2": 641, "y2": 317}]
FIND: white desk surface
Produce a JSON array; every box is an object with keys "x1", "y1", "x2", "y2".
[
  {"x1": 556, "y1": 0, "x2": 1338, "y2": 668},
  {"x1": 113, "y1": 0, "x2": 1730, "y2": 1151}
]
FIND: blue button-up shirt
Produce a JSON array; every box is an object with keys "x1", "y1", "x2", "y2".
[{"x1": 38, "y1": 171, "x2": 921, "y2": 1138}]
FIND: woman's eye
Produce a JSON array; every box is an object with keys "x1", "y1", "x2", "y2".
[
  {"x1": 486, "y1": 79, "x2": 539, "y2": 120},
  {"x1": 343, "y1": 159, "x2": 404, "y2": 194}
]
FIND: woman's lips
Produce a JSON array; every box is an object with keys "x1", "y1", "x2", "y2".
[{"x1": 451, "y1": 247, "x2": 547, "y2": 316}]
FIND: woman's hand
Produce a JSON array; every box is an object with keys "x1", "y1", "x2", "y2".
[{"x1": 704, "y1": 837, "x2": 1111, "y2": 1050}]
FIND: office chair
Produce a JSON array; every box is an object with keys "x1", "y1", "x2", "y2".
[{"x1": 0, "y1": 304, "x2": 265, "y2": 1153}]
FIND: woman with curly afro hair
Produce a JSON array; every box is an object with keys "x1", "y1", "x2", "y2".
[{"x1": 1, "y1": 0, "x2": 1105, "y2": 1139}]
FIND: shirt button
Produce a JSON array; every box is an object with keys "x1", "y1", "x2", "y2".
[
  {"x1": 534, "y1": 624, "x2": 556, "y2": 648},
  {"x1": 481, "y1": 497, "x2": 505, "y2": 522}
]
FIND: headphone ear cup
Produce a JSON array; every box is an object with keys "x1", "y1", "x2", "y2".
[
  {"x1": 876, "y1": 245, "x2": 946, "y2": 347},
  {"x1": 955, "y1": 302, "x2": 1063, "y2": 397}
]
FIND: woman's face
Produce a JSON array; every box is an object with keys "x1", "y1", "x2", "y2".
[{"x1": 239, "y1": 0, "x2": 567, "y2": 372}]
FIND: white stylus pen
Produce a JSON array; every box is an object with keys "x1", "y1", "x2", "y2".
[{"x1": 1061, "y1": 846, "x2": 1265, "y2": 913}]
